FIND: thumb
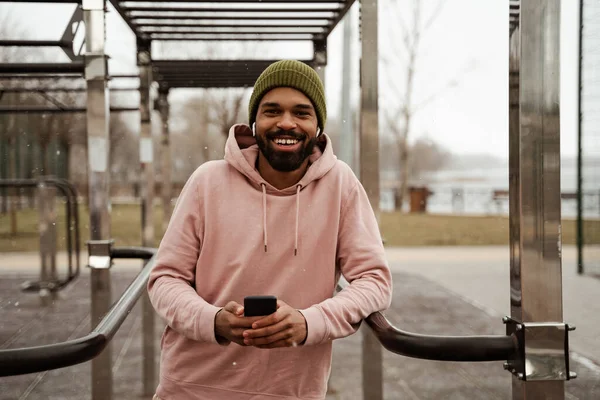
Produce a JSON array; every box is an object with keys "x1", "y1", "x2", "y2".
[{"x1": 224, "y1": 301, "x2": 244, "y2": 315}]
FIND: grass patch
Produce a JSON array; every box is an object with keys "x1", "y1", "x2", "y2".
[
  {"x1": 380, "y1": 212, "x2": 600, "y2": 246},
  {"x1": 0, "y1": 203, "x2": 167, "y2": 253},
  {"x1": 0, "y1": 205, "x2": 599, "y2": 253}
]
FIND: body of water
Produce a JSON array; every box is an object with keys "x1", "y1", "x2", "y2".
[{"x1": 381, "y1": 161, "x2": 600, "y2": 219}]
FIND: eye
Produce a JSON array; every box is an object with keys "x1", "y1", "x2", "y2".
[
  {"x1": 296, "y1": 111, "x2": 310, "y2": 116},
  {"x1": 264, "y1": 109, "x2": 280, "y2": 115}
]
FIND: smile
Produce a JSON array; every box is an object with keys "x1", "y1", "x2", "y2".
[{"x1": 273, "y1": 138, "x2": 300, "y2": 146}]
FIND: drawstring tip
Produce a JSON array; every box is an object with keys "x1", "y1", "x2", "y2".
[
  {"x1": 264, "y1": 245, "x2": 267, "y2": 252},
  {"x1": 294, "y1": 249, "x2": 297, "y2": 256}
]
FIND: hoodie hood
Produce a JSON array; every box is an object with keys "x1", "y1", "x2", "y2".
[
  {"x1": 223, "y1": 124, "x2": 337, "y2": 195},
  {"x1": 223, "y1": 123, "x2": 337, "y2": 255}
]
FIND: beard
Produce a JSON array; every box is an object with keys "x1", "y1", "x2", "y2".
[{"x1": 255, "y1": 128, "x2": 317, "y2": 172}]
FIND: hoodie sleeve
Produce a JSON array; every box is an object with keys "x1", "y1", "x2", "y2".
[
  {"x1": 147, "y1": 170, "x2": 222, "y2": 345},
  {"x1": 300, "y1": 180, "x2": 393, "y2": 346}
]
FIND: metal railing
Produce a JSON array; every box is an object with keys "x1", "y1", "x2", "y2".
[
  {"x1": 0, "y1": 246, "x2": 155, "y2": 377},
  {"x1": 336, "y1": 278, "x2": 518, "y2": 362},
  {"x1": 0, "y1": 177, "x2": 81, "y2": 291},
  {"x1": 1, "y1": 263, "x2": 518, "y2": 378}
]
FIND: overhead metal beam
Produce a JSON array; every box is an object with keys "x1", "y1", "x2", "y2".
[
  {"x1": 121, "y1": 6, "x2": 342, "y2": 13},
  {"x1": 108, "y1": 0, "x2": 147, "y2": 39},
  {"x1": 142, "y1": 29, "x2": 325, "y2": 35},
  {"x1": 0, "y1": 63, "x2": 84, "y2": 74},
  {"x1": 5, "y1": 0, "x2": 81, "y2": 2},
  {"x1": 119, "y1": 0, "x2": 344, "y2": 3},
  {"x1": 150, "y1": 34, "x2": 320, "y2": 41},
  {"x1": 134, "y1": 23, "x2": 329, "y2": 28},
  {"x1": 0, "y1": 74, "x2": 82, "y2": 79},
  {"x1": 0, "y1": 106, "x2": 138, "y2": 113},
  {"x1": 130, "y1": 15, "x2": 335, "y2": 20},
  {"x1": 0, "y1": 40, "x2": 71, "y2": 47},
  {"x1": 0, "y1": 87, "x2": 139, "y2": 93},
  {"x1": 323, "y1": 0, "x2": 356, "y2": 35}
]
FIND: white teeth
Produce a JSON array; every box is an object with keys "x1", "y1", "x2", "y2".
[{"x1": 274, "y1": 138, "x2": 298, "y2": 145}]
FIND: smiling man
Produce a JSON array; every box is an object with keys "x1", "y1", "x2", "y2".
[{"x1": 148, "y1": 59, "x2": 392, "y2": 400}]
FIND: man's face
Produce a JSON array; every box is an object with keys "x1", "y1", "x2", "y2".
[{"x1": 254, "y1": 87, "x2": 319, "y2": 172}]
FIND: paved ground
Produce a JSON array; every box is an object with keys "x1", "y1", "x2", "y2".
[{"x1": 0, "y1": 246, "x2": 599, "y2": 399}]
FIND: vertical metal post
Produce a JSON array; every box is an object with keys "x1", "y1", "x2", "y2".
[
  {"x1": 313, "y1": 39, "x2": 327, "y2": 87},
  {"x1": 509, "y1": 1, "x2": 564, "y2": 399},
  {"x1": 359, "y1": 1, "x2": 382, "y2": 399},
  {"x1": 37, "y1": 182, "x2": 57, "y2": 306},
  {"x1": 83, "y1": 0, "x2": 112, "y2": 399},
  {"x1": 137, "y1": 38, "x2": 157, "y2": 396},
  {"x1": 340, "y1": 7, "x2": 355, "y2": 171},
  {"x1": 576, "y1": 0, "x2": 584, "y2": 275},
  {"x1": 156, "y1": 88, "x2": 171, "y2": 233}
]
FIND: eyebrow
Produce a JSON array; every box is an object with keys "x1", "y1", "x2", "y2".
[{"x1": 261, "y1": 102, "x2": 314, "y2": 111}]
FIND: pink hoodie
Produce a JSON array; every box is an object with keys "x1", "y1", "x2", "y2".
[{"x1": 148, "y1": 124, "x2": 392, "y2": 400}]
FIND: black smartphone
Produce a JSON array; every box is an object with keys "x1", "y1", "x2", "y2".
[{"x1": 244, "y1": 295, "x2": 277, "y2": 317}]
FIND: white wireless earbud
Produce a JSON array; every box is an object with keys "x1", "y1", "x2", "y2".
[
  {"x1": 316, "y1": 127, "x2": 321, "y2": 137},
  {"x1": 252, "y1": 123, "x2": 256, "y2": 137}
]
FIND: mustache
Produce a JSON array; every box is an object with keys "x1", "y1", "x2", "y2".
[{"x1": 265, "y1": 129, "x2": 306, "y2": 141}]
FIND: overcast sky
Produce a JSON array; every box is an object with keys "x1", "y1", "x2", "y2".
[{"x1": 0, "y1": 1, "x2": 581, "y2": 158}]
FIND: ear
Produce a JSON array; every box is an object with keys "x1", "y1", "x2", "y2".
[
  {"x1": 316, "y1": 127, "x2": 321, "y2": 137},
  {"x1": 252, "y1": 123, "x2": 256, "y2": 137}
]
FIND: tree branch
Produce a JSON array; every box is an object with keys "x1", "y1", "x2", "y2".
[
  {"x1": 423, "y1": 0, "x2": 449, "y2": 33},
  {"x1": 412, "y1": 59, "x2": 477, "y2": 114}
]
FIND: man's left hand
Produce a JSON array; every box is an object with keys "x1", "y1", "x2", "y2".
[{"x1": 243, "y1": 300, "x2": 307, "y2": 348}]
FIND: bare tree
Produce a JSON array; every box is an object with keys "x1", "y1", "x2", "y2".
[{"x1": 382, "y1": 0, "x2": 475, "y2": 210}]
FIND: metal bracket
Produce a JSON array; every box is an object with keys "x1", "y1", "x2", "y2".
[
  {"x1": 503, "y1": 316, "x2": 577, "y2": 381},
  {"x1": 313, "y1": 39, "x2": 327, "y2": 66},
  {"x1": 60, "y1": 6, "x2": 84, "y2": 62},
  {"x1": 87, "y1": 239, "x2": 114, "y2": 270}
]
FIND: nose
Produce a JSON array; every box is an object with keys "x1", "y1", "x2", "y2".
[{"x1": 276, "y1": 112, "x2": 297, "y2": 131}]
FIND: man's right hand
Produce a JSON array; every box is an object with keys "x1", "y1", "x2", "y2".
[{"x1": 214, "y1": 301, "x2": 262, "y2": 345}]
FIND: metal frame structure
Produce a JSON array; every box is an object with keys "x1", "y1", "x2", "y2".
[{"x1": 0, "y1": 1, "x2": 578, "y2": 400}]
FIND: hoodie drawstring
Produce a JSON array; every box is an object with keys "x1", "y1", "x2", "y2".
[
  {"x1": 261, "y1": 183, "x2": 268, "y2": 252},
  {"x1": 260, "y1": 183, "x2": 302, "y2": 256},
  {"x1": 294, "y1": 185, "x2": 301, "y2": 256}
]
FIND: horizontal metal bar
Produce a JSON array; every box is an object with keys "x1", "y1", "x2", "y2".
[
  {"x1": 0, "y1": 249, "x2": 157, "y2": 377},
  {"x1": 134, "y1": 23, "x2": 328, "y2": 28},
  {"x1": 142, "y1": 29, "x2": 324, "y2": 34},
  {"x1": 0, "y1": 40, "x2": 71, "y2": 47},
  {"x1": 0, "y1": 74, "x2": 82, "y2": 79},
  {"x1": 0, "y1": 87, "x2": 139, "y2": 93},
  {"x1": 120, "y1": 0, "x2": 344, "y2": 2},
  {"x1": 123, "y1": 6, "x2": 342, "y2": 13},
  {"x1": 0, "y1": 63, "x2": 84, "y2": 74},
  {"x1": 110, "y1": 246, "x2": 156, "y2": 260},
  {"x1": 336, "y1": 279, "x2": 517, "y2": 362},
  {"x1": 130, "y1": 15, "x2": 335, "y2": 20},
  {"x1": 150, "y1": 35, "x2": 318, "y2": 41},
  {"x1": 4, "y1": 0, "x2": 80, "y2": 2},
  {"x1": 0, "y1": 106, "x2": 139, "y2": 113},
  {"x1": 324, "y1": 0, "x2": 354, "y2": 36},
  {"x1": 108, "y1": 0, "x2": 147, "y2": 39},
  {"x1": 365, "y1": 313, "x2": 517, "y2": 362}
]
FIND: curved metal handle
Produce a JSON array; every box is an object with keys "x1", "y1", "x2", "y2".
[{"x1": 337, "y1": 277, "x2": 517, "y2": 362}]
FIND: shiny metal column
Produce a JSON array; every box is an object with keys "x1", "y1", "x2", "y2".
[
  {"x1": 509, "y1": 1, "x2": 564, "y2": 399},
  {"x1": 156, "y1": 88, "x2": 171, "y2": 232},
  {"x1": 37, "y1": 182, "x2": 57, "y2": 306},
  {"x1": 339, "y1": 7, "x2": 356, "y2": 171},
  {"x1": 359, "y1": 1, "x2": 382, "y2": 399},
  {"x1": 137, "y1": 38, "x2": 157, "y2": 396},
  {"x1": 313, "y1": 39, "x2": 327, "y2": 86},
  {"x1": 83, "y1": 1, "x2": 112, "y2": 399}
]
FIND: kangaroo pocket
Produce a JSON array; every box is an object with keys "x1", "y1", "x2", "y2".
[{"x1": 161, "y1": 334, "x2": 332, "y2": 398}]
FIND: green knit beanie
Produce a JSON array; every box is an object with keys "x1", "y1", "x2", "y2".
[{"x1": 248, "y1": 59, "x2": 327, "y2": 131}]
